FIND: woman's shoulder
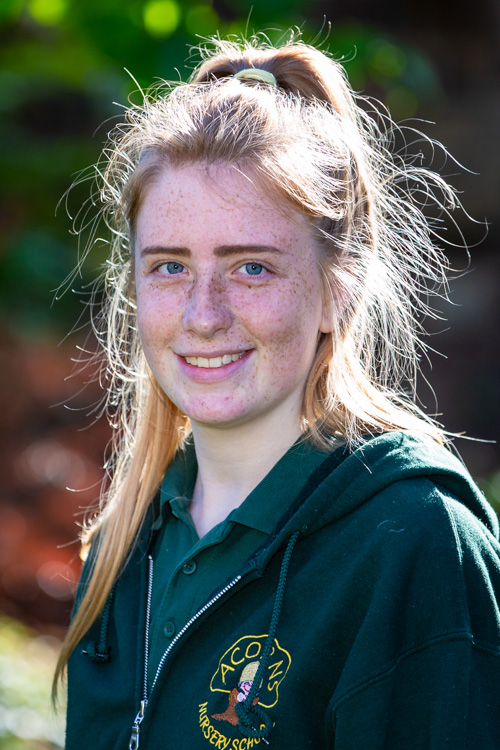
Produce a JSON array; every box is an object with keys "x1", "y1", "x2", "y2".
[{"x1": 330, "y1": 430, "x2": 499, "y2": 540}]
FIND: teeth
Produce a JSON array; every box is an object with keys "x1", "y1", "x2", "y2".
[{"x1": 184, "y1": 352, "x2": 245, "y2": 368}]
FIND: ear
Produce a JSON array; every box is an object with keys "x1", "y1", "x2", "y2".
[{"x1": 319, "y1": 292, "x2": 334, "y2": 334}]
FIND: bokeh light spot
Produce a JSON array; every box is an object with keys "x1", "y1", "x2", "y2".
[
  {"x1": 226, "y1": 19, "x2": 245, "y2": 37},
  {"x1": 28, "y1": 0, "x2": 67, "y2": 26},
  {"x1": 15, "y1": 438, "x2": 87, "y2": 489},
  {"x1": 143, "y1": 0, "x2": 181, "y2": 38},
  {"x1": 368, "y1": 39, "x2": 406, "y2": 79},
  {"x1": 386, "y1": 86, "x2": 419, "y2": 119},
  {"x1": 36, "y1": 560, "x2": 77, "y2": 600}
]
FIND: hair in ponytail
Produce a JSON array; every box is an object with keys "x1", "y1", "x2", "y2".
[{"x1": 54, "y1": 33, "x2": 458, "y2": 695}]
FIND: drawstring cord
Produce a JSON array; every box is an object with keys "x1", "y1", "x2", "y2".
[
  {"x1": 83, "y1": 583, "x2": 116, "y2": 663},
  {"x1": 236, "y1": 531, "x2": 301, "y2": 741}
]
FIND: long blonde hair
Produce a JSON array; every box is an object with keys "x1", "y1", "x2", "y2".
[{"x1": 54, "y1": 33, "x2": 459, "y2": 693}]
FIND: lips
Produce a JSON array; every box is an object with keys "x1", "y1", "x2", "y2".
[{"x1": 183, "y1": 352, "x2": 246, "y2": 369}]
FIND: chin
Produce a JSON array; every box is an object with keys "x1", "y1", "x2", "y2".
[
  {"x1": 182, "y1": 402, "x2": 261, "y2": 430},
  {"x1": 188, "y1": 412, "x2": 252, "y2": 430}
]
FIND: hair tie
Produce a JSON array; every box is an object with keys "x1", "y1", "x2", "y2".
[{"x1": 233, "y1": 68, "x2": 277, "y2": 87}]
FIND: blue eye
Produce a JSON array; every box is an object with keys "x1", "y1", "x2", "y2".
[
  {"x1": 159, "y1": 262, "x2": 184, "y2": 275},
  {"x1": 243, "y1": 263, "x2": 264, "y2": 275}
]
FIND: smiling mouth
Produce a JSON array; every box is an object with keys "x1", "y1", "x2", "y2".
[{"x1": 183, "y1": 352, "x2": 247, "y2": 369}]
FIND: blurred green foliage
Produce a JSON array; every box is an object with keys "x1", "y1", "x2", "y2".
[
  {"x1": 0, "y1": 0, "x2": 444, "y2": 340},
  {"x1": 0, "y1": 617, "x2": 64, "y2": 749}
]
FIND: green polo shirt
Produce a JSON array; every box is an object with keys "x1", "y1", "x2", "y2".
[{"x1": 148, "y1": 437, "x2": 331, "y2": 686}]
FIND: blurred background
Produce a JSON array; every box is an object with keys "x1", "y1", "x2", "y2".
[{"x1": 0, "y1": 0, "x2": 499, "y2": 746}]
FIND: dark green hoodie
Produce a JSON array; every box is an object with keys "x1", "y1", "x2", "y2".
[{"x1": 66, "y1": 432, "x2": 500, "y2": 749}]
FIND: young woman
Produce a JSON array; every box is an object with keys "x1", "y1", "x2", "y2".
[{"x1": 57, "y1": 36, "x2": 500, "y2": 749}]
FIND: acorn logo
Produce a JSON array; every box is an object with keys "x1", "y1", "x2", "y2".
[{"x1": 209, "y1": 634, "x2": 291, "y2": 719}]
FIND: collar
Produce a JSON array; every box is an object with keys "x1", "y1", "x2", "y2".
[{"x1": 152, "y1": 436, "x2": 332, "y2": 535}]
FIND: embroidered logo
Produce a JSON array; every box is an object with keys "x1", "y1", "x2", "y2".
[{"x1": 197, "y1": 633, "x2": 291, "y2": 746}]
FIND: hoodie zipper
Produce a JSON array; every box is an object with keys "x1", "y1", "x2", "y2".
[
  {"x1": 129, "y1": 555, "x2": 153, "y2": 750},
  {"x1": 128, "y1": 555, "x2": 243, "y2": 749}
]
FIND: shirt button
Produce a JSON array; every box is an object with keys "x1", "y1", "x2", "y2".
[
  {"x1": 182, "y1": 560, "x2": 197, "y2": 575},
  {"x1": 162, "y1": 620, "x2": 176, "y2": 638}
]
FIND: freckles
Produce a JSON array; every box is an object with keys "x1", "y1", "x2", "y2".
[{"x1": 136, "y1": 288, "x2": 180, "y2": 349}]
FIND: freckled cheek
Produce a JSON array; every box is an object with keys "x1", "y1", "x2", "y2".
[
  {"x1": 135, "y1": 292, "x2": 181, "y2": 348},
  {"x1": 246, "y1": 306, "x2": 319, "y2": 384},
  {"x1": 241, "y1": 293, "x2": 320, "y2": 347}
]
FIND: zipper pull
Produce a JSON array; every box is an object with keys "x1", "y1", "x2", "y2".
[{"x1": 129, "y1": 699, "x2": 148, "y2": 750}]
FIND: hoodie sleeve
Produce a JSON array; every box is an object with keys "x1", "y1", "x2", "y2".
[{"x1": 328, "y1": 483, "x2": 500, "y2": 750}]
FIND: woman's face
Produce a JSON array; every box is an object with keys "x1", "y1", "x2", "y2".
[{"x1": 134, "y1": 164, "x2": 331, "y2": 432}]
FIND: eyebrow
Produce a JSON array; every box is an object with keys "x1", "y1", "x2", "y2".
[{"x1": 140, "y1": 244, "x2": 284, "y2": 258}]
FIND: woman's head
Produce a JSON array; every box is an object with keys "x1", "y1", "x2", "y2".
[{"x1": 95, "y1": 35, "x2": 455, "y2": 452}]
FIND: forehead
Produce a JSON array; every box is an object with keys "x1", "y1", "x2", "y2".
[{"x1": 135, "y1": 163, "x2": 313, "y2": 248}]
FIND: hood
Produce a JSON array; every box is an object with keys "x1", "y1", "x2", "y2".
[{"x1": 256, "y1": 431, "x2": 498, "y2": 563}]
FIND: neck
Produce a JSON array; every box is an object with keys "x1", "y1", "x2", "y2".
[{"x1": 189, "y1": 407, "x2": 302, "y2": 537}]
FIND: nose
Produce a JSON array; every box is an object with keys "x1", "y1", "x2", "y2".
[{"x1": 182, "y1": 272, "x2": 233, "y2": 339}]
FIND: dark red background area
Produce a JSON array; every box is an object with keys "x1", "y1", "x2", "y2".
[{"x1": 0, "y1": 332, "x2": 109, "y2": 632}]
